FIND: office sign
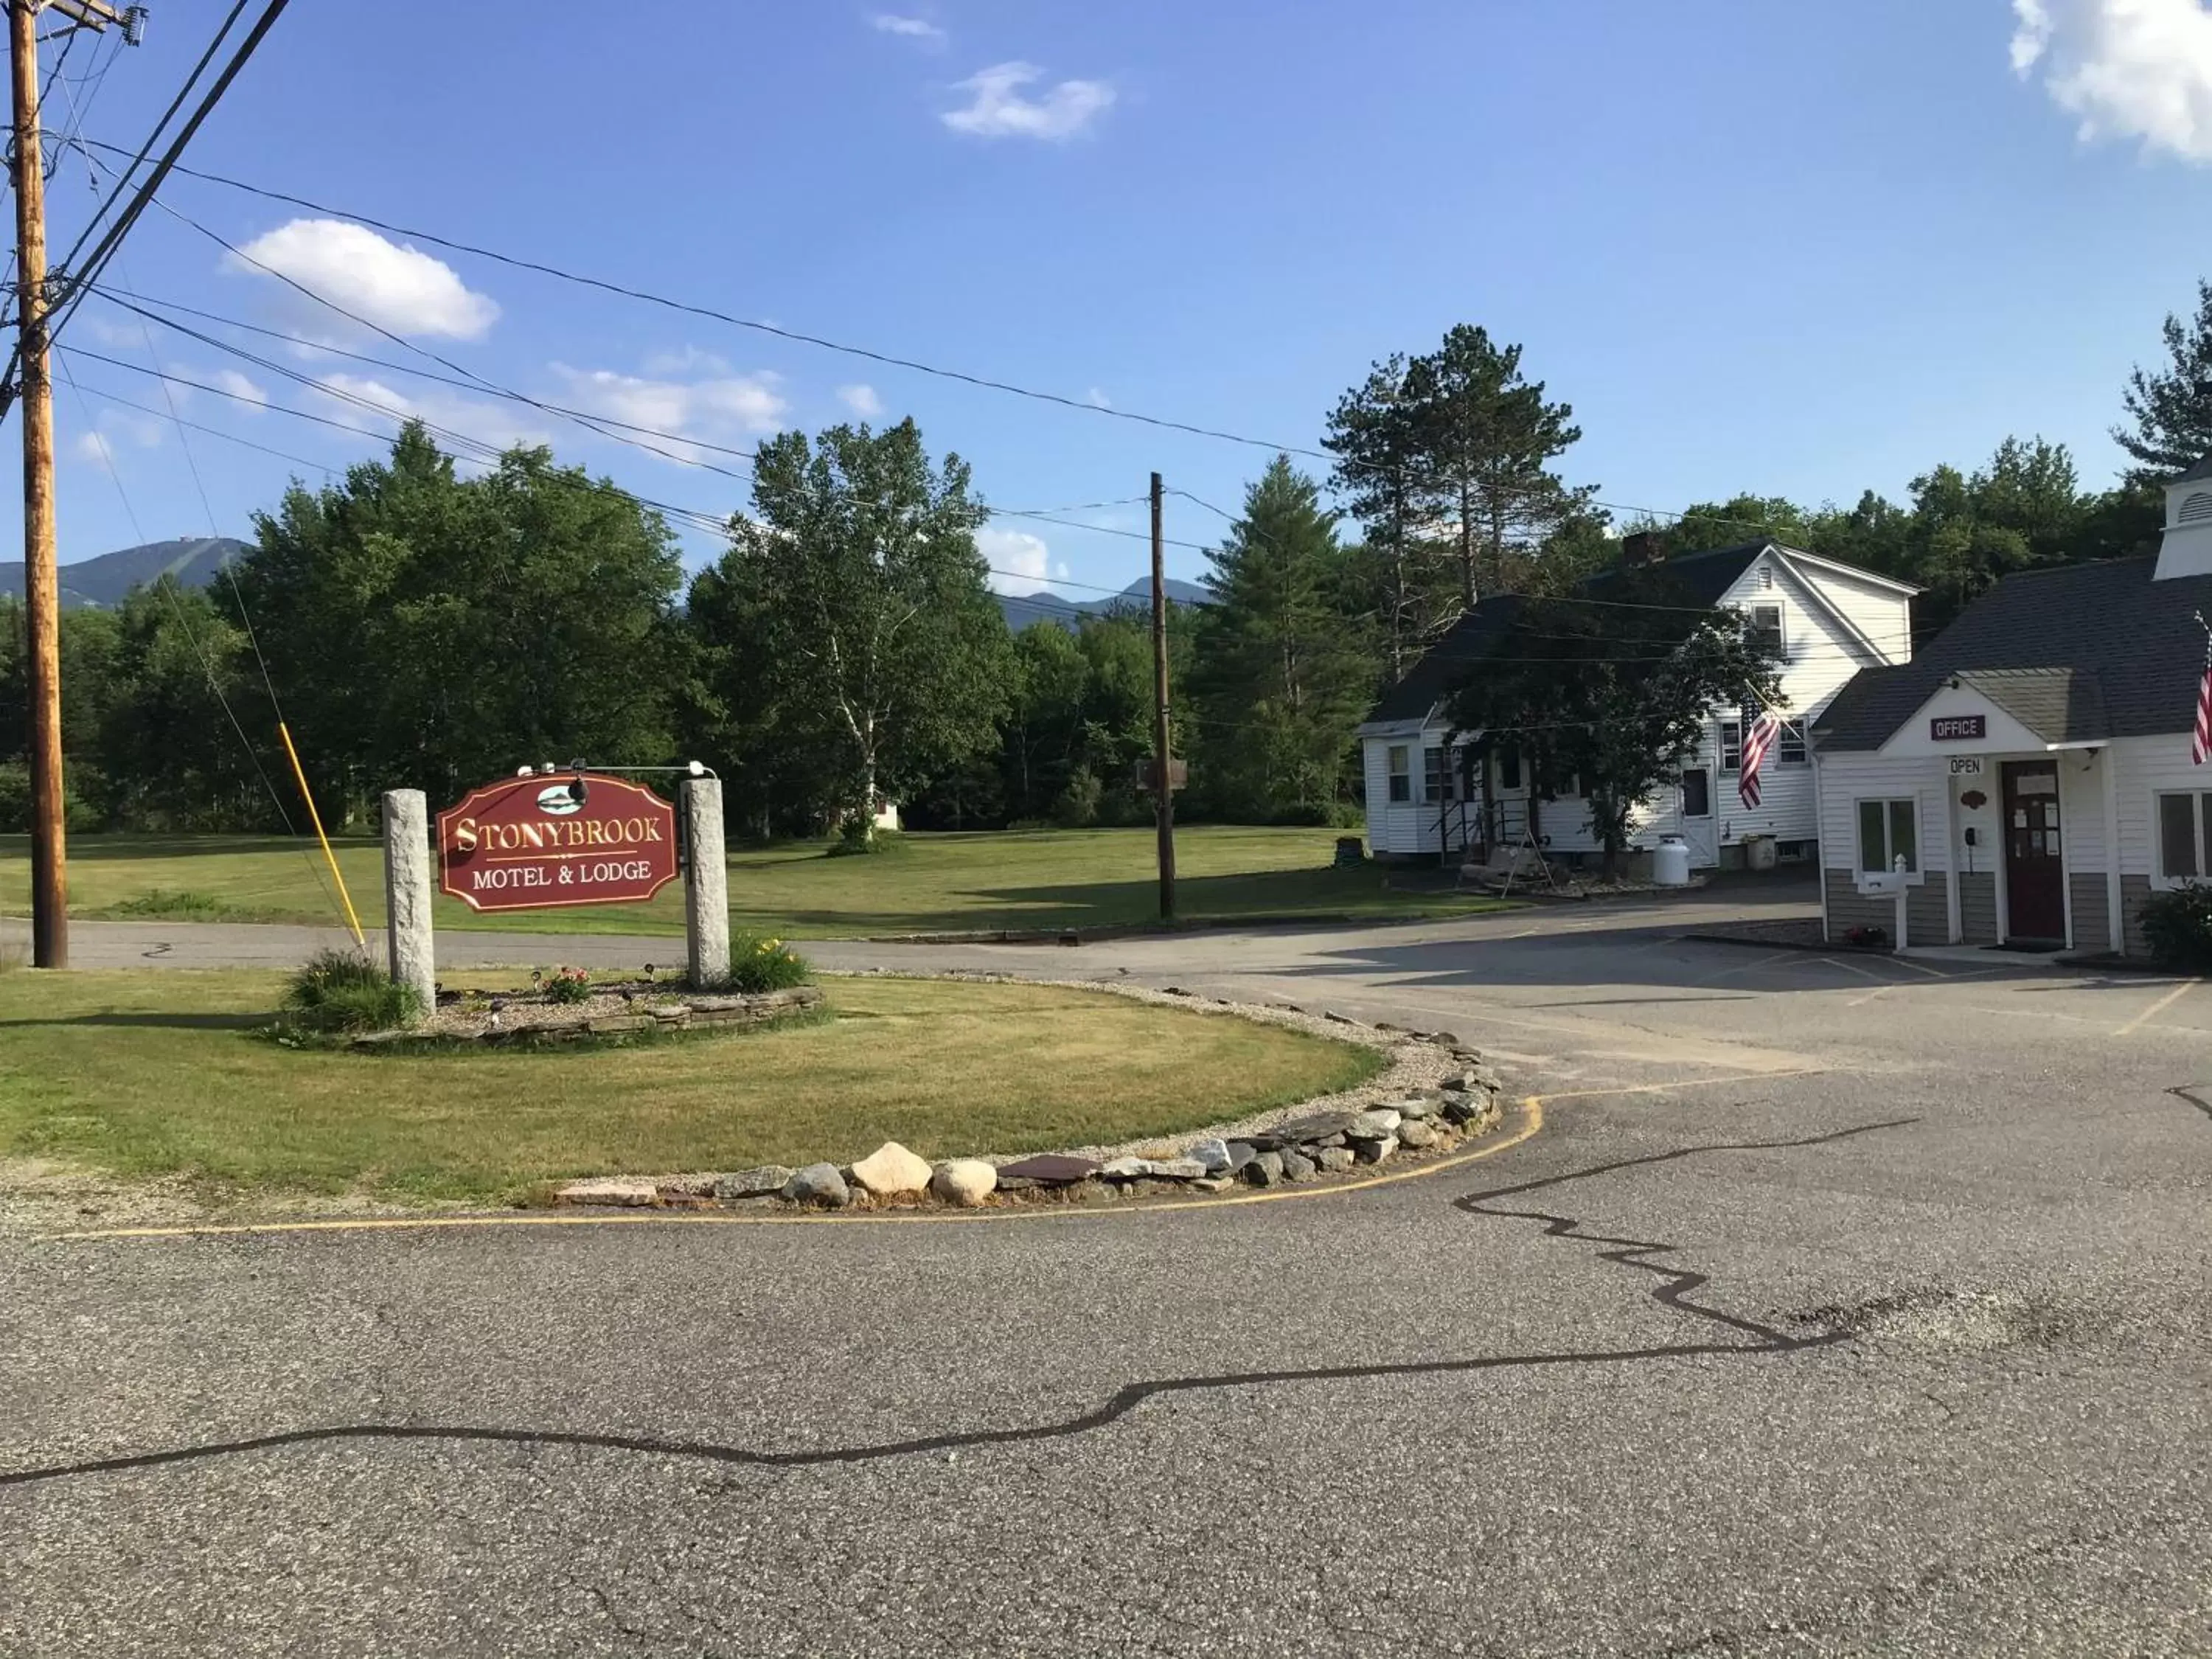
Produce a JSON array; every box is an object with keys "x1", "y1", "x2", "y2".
[
  {"x1": 1930, "y1": 714, "x2": 1986, "y2": 742},
  {"x1": 437, "y1": 773, "x2": 678, "y2": 912}
]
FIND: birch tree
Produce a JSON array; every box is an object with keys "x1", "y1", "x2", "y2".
[{"x1": 708, "y1": 420, "x2": 1009, "y2": 842}]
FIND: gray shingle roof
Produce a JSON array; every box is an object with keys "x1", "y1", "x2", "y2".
[
  {"x1": 2177, "y1": 453, "x2": 2212, "y2": 485},
  {"x1": 1813, "y1": 557, "x2": 2212, "y2": 751},
  {"x1": 1361, "y1": 540, "x2": 1775, "y2": 726}
]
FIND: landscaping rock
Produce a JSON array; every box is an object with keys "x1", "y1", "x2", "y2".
[
  {"x1": 1147, "y1": 1158, "x2": 1208, "y2": 1181},
  {"x1": 852, "y1": 1141, "x2": 933, "y2": 1197},
  {"x1": 1222, "y1": 1141, "x2": 1257, "y2": 1174},
  {"x1": 1353, "y1": 1134, "x2": 1399, "y2": 1165},
  {"x1": 997, "y1": 1153, "x2": 1102, "y2": 1185},
  {"x1": 1278, "y1": 1148, "x2": 1317, "y2": 1183},
  {"x1": 1398, "y1": 1120, "x2": 1438, "y2": 1150},
  {"x1": 1242, "y1": 1149, "x2": 1287, "y2": 1186},
  {"x1": 714, "y1": 1166, "x2": 792, "y2": 1201},
  {"x1": 1188, "y1": 1137, "x2": 1235, "y2": 1175},
  {"x1": 1397, "y1": 1096, "x2": 1440, "y2": 1121},
  {"x1": 782, "y1": 1164, "x2": 851, "y2": 1207},
  {"x1": 1189, "y1": 1176, "x2": 1234, "y2": 1194},
  {"x1": 1099, "y1": 1156, "x2": 1153, "y2": 1182},
  {"x1": 556, "y1": 1177, "x2": 658, "y2": 1207},
  {"x1": 931, "y1": 1159, "x2": 997, "y2": 1208},
  {"x1": 1074, "y1": 1180, "x2": 1122, "y2": 1205},
  {"x1": 1315, "y1": 1146, "x2": 1356, "y2": 1173},
  {"x1": 1347, "y1": 1107, "x2": 1403, "y2": 1139},
  {"x1": 1255, "y1": 1110, "x2": 1358, "y2": 1149}
]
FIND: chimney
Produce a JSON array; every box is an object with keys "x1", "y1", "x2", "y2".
[{"x1": 1622, "y1": 530, "x2": 1660, "y2": 566}]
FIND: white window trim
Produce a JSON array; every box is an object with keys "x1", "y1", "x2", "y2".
[
  {"x1": 1740, "y1": 602, "x2": 1785, "y2": 662},
  {"x1": 2148, "y1": 786, "x2": 2212, "y2": 891},
  {"x1": 1385, "y1": 744, "x2": 1411, "y2": 804},
  {"x1": 1852, "y1": 793, "x2": 1926, "y2": 891}
]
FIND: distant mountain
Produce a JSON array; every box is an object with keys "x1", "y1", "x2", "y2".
[
  {"x1": 0, "y1": 536, "x2": 249, "y2": 609},
  {"x1": 999, "y1": 576, "x2": 1212, "y2": 633}
]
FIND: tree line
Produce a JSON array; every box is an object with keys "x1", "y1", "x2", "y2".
[{"x1": 7, "y1": 279, "x2": 2212, "y2": 839}]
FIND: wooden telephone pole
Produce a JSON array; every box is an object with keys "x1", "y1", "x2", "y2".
[
  {"x1": 1150, "y1": 471, "x2": 1176, "y2": 921},
  {"x1": 10, "y1": 0, "x2": 134, "y2": 967}
]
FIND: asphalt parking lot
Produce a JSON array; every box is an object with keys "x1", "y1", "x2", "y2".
[{"x1": 3, "y1": 893, "x2": 2208, "y2": 1656}]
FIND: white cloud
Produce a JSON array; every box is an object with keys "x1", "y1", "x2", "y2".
[
  {"x1": 942, "y1": 61, "x2": 1114, "y2": 140},
  {"x1": 310, "y1": 372, "x2": 553, "y2": 461},
  {"x1": 642, "y1": 345, "x2": 733, "y2": 377},
  {"x1": 226, "y1": 218, "x2": 500, "y2": 340},
  {"x1": 978, "y1": 525, "x2": 1070, "y2": 595},
  {"x1": 2011, "y1": 0, "x2": 2212, "y2": 161},
  {"x1": 1085, "y1": 386, "x2": 1111, "y2": 409},
  {"x1": 550, "y1": 361, "x2": 787, "y2": 466},
  {"x1": 838, "y1": 383, "x2": 885, "y2": 417},
  {"x1": 71, "y1": 430, "x2": 116, "y2": 467},
  {"x1": 212, "y1": 367, "x2": 270, "y2": 411},
  {"x1": 872, "y1": 13, "x2": 944, "y2": 43}
]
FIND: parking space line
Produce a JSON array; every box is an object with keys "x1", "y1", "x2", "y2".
[
  {"x1": 2117, "y1": 979, "x2": 2197, "y2": 1037},
  {"x1": 1819, "y1": 956, "x2": 1890, "y2": 983}
]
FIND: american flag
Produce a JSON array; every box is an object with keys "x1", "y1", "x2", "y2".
[
  {"x1": 1739, "y1": 707, "x2": 1782, "y2": 808},
  {"x1": 2194, "y1": 630, "x2": 2212, "y2": 766}
]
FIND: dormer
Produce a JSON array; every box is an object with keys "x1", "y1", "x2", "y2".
[{"x1": 2154, "y1": 453, "x2": 2212, "y2": 579}]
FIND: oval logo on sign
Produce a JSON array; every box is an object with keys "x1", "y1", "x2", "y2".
[{"x1": 536, "y1": 784, "x2": 582, "y2": 816}]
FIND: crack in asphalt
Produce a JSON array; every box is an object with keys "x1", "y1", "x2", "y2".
[
  {"x1": 0, "y1": 1117, "x2": 1915, "y2": 1493},
  {"x1": 2163, "y1": 1082, "x2": 2212, "y2": 1122}
]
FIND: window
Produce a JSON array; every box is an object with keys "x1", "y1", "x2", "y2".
[
  {"x1": 1744, "y1": 604, "x2": 1783, "y2": 660},
  {"x1": 1422, "y1": 745, "x2": 1456, "y2": 802},
  {"x1": 2154, "y1": 790, "x2": 2212, "y2": 882},
  {"x1": 1778, "y1": 720, "x2": 1807, "y2": 765},
  {"x1": 1681, "y1": 768, "x2": 1711, "y2": 817},
  {"x1": 1857, "y1": 797, "x2": 1918, "y2": 877},
  {"x1": 1499, "y1": 749, "x2": 1521, "y2": 790},
  {"x1": 1719, "y1": 720, "x2": 1742, "y2": 773},
  {"x1": 1386, "y1": 745, "x2": 1410, "y2": 804}
]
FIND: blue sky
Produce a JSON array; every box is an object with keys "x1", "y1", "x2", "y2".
[{"x1": 24, "y1": 0, "x2": 2212, "y2": 608}]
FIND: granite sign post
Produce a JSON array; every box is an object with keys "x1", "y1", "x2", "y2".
[
  {"x1": 382, "y1": 788, "x2": 436, "y2": 1022},
  {"x1": 682, "y1": 774, "x2": 730, "y2": 988}
]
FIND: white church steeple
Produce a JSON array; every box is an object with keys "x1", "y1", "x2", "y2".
[{"x1": 2154, "y1": 453, "x2": 2212, "y2": 580}]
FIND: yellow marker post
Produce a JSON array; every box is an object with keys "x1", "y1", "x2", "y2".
[{"x1": 277, "y1": 721, "x2": 364, "y2": 945}]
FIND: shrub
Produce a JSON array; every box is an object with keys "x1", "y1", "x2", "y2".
[
  {"x1": 1051, "y1": 766, "x2": 1103, "y2": 827},
  {"x1": 723, "y1": 933, "x2": 810, "y2": 994},
  {"x1": 111, "y1": 888, "x2": 226, "y2": 919},
  {"x1": 536, "y1": 965, "x2": 594, "y2": 1005},
  {"x1": 282, "y1": 948, "x2": 420, "y2": 1034},
  {"x1": 2139, "y1": 882, "x2": 2212, "y2": 971}
]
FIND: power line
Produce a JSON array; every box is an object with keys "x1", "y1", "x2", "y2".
[{"x1": 60, "y1": 137, "x2": 1826, "y2": 547}]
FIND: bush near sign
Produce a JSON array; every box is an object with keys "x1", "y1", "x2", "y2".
[
  {"x1": 437, "y1": 773, "x2": 678, "y2": 912},
  {"x1": 1930, "y1": 714, "x2": 1986, "y2": 742}
]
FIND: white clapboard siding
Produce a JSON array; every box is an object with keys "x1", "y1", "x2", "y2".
[
  {"x1": 2112, "y1": 734, "x2": 2212, "y2": 879},
  {"x1": 1818, "y1": 756, "x2": 1950, "y2": 875}
]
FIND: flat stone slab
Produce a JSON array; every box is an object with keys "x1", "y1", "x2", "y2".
[
  {"x1": 1253, "y1": 1110, "x2": 1360, "y2": 1149},
  {"x1": 555, "y1": 1178, "x2": 658, "y2": 1208},
  {"x1": 714, "y1": 1166, "x2": 791, "y2": 1200},
  {"x1": 996, "y1": 1153, "x2": 1102, "y2": 1185}
]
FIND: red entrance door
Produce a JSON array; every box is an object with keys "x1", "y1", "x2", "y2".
[{"x1": 2001, "y1": 762, "x2": 2065, "y2": 942}]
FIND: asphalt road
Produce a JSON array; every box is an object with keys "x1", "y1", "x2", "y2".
[{"x1": 3, "y1": 889, "x2": 2209, "y2": 1656}]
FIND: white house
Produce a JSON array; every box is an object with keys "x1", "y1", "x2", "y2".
[
  {"x1": 1357, "y1": 539, "x2": 1919, "y2": 869},
  {"x1": 1810, "y1": 457, "x2": 2212, "y2": 956}
]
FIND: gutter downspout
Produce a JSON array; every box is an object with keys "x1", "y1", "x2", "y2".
[{"x1": 1811, "y1": 732, "x2": 1831, "y2": 944}]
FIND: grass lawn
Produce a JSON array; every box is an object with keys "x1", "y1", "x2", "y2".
[
  {"x1": 0, "y1": 970, "x2": 1382, "y2": 1204},
  {"x1": 0, "y1": 826, "x2": 1507, "y2": 939}
]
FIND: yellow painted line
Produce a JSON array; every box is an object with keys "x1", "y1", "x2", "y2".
[
  {"x1": 2116, "y1": 978, "x2": 2197, "y2": 1037},
  {"x1": 40, "y1": 1099, "x2": 1550, "y2": 1243},
  {"x1": 1526, "y1": 1065, "x2": 1831, "y2": 1103}
]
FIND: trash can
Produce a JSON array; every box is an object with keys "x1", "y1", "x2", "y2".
[
  {"x1": 1652, "y1": 835, "x2": 1691, "y2": 887},
  {"x1": 1742, "y1": 834, "x2": 1778, "y2": 873}
]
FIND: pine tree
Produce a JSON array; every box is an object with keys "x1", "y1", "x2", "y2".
[
  {"x1": 1324, "y1": 356, "x2": 1455, "y2": 679},
  {"x1": 2118, "y1": 279, "x2": 2212, "y2": 479},
  {"x1": 1189, "y1": 457, "x2": 1379, "y2": 820}
]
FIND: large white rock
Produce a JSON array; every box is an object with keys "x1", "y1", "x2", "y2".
[
  {"x1": 852, "y1": 1141, "x2": 933, "y2": 1197},
  {"x1": 931, "y1": 1159, "x2": 997, "y2": 1207}
]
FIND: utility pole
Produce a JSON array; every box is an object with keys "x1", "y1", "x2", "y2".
[
  {"x1": 1150, "y1": 471, "x2": 1176, "y2": 922},
  {"x1": 10, "y1": 0, "x2": 133, "y2": 968}
]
